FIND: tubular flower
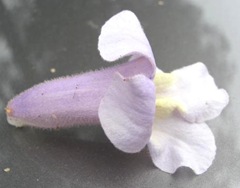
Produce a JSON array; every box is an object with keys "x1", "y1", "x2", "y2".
[{"x1": 6, "y1": 11, "x2": 229, "y2": 174}]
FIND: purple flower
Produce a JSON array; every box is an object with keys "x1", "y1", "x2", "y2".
[{"x1": 6, "y1": 10, "x2": 229, "y2": 174}]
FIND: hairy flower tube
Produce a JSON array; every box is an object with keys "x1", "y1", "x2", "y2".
[{"x1": 6, "y1": 10, "x2": 229, "y2": 175}]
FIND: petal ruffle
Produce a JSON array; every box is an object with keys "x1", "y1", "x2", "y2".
[
  {"x1": 98, "y1": 10, "x2": 156, "y2": 78},
  {"x1": 157, "y1": 63, "x2": 229, "y2": 123},
  {"x1": 148, "y1": 117, "x2": 216, "y2": 175},
  {"x1": 98, "y1": 73, "x2": 155, "y2": 153}
]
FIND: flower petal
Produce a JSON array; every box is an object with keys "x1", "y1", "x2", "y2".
[
  {"x1": 157, "y1": 63, "x2": 229, "y2": 123},
  {"x1": 98, "y1": 73, "x2": 155, "y2": 153},
  {"x1": 98, "y1": 10, "x2": 156, "y2": 78},
  {"x1": 148, "y1": 117, "x2": 216, "y2": 175}
]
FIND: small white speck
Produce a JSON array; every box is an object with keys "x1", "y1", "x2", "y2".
[
  {"x1": 50, "y1": 68, "x2": 56, "y2": 73},
  {"x1": 158, "y1": 1, "x2": 164, "y2": 6},
  {"x1": 86, "y1": 20, "x2": 99, "y2": 29},
  {"x1": 4, "y1": 168, "x2": 10, "y2": 173}
]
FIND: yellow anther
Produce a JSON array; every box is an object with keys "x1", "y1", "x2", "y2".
[
  {"x1": 153, "y1": 70, "x2": 185, "y2": 119},
  {"x1": 155, "y1": 98, "x2": 185, "y2": 119},
  {"x1": 154, "y1": 70, "x2": 175, "y2": 91}
]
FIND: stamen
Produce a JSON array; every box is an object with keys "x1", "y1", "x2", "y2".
[
  {"x1": 154, "y1": 70, "x2": 185, "y2": 118},
  {"x1": 154, "y1": 70, "x2": 175, "y2": 91},
  {"x1": 155, "y1": 98, "x2": 185, "y2": 119}
]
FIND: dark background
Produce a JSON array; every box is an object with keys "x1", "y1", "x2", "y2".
[{"x1": 0, "y1": 0, "x2": 239, "y2": 187}]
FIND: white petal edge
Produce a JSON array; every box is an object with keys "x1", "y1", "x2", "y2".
[
  {"x1": 98, "y1": 10, "x2": 156, "y2": 77},
  {"x1": 98, "y1": 73, "x2": 155, "y2": 153},
  {"x1": 148, "y1": 117, "x2": 216, "y2": 175}
]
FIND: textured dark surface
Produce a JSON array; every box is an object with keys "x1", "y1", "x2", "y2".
[{"x1": 0, "y1": 0, "x2": 239, "y2": 187}]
